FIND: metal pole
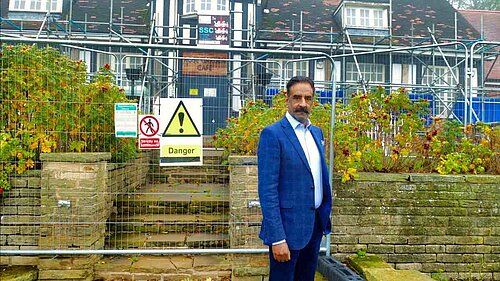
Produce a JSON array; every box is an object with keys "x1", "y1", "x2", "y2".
[
  {"x1": 327, "y1": 57, "x2": 337, "y2": 257},
  {"x1": 427, "y1": 28, "x2": 469, "y2": 125},
  {"x1": 0, "y1": 247, "x2": 329, "y2": 256},
  {"x1": 469, "y1": 41, "x2": 500, "y2": 124}
]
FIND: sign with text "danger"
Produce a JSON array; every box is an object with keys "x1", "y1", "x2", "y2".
[{"x1": 159, "y1": 98, "x2": 203, "y2": 166}]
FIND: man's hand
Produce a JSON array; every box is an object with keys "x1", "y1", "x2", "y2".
[{"x1": 272, "y1": 242, "x2": 291, "y2": 262}]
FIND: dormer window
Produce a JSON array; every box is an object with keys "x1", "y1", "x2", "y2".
[
  {"x1": 9, "y1": 0, "x2": 62, "y2": 13},
  {"x1": 184, "y1": 0, "x2": 229, "y2": 15},
  {"x1": 345, "y1": 6, "x2": 387, "y2": 29}
]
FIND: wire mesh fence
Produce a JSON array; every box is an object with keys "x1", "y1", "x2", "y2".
[{"x1": 1, "y1": 40, "x2": 499, "y2": 257}]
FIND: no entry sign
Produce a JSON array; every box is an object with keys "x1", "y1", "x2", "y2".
[{"x1": 140, "y1": 116, "x2": 159, "y2": 137}]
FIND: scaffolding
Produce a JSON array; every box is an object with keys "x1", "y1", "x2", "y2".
[{"x1": 1, "y1": 2, "x2": 499, "y2": 124}]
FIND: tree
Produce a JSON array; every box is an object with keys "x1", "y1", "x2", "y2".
[{"x1": 448, "y1": 0, "x2": 499, "y2": 10}]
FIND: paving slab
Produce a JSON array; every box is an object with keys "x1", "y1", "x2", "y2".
[
  {"x1": 365, "y1": 268, "x2": 435, "y2": 281},
  {"x1": 186, "y1": 233, "x2": 229, "y2": 243},
  {"x1": 347, "y1": 254, "x2": 392, "y2": 277}
]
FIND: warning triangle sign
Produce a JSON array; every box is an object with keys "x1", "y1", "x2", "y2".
[{"x1": 162, "y1": 101, "x2": 201, "y2": 137}]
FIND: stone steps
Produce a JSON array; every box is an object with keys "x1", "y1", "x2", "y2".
[
  {"x1": 148, "y1": 149, "x2": 227, "y2": 184},
  {"x1": 109, "y1": 213, "x2": 229, "y2": 233},
  {"x1": 114, "y1": 183, "x2": 229, "y2": 214},
  {"x1": 108, "y1": 233, "x2": 229, "y2": 249},
  {"x1": 149, "y1": 170, "x2": 229, "y2": 184},
  {"x1": 108, "y1": 153, "x2": 231, "y2": 249}
]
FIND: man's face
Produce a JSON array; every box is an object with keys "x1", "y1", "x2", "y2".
[{"x1": 286, "y1": 82, "x2": 314, "y2": 125}]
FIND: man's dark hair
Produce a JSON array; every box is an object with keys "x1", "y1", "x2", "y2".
[{"x1": 286, "y1": 76, "x2": 315, "y2": 96}]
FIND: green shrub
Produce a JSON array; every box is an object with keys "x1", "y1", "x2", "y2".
[
  {"x1": 0, "y1": 44, "x2": 137, "y2": 193},
  {"x1": 213, "y1": 86, "x2": 499, "y2": 181},
  {"x1": 212, "y1": 90, "x2": 331, "y2": 159}
]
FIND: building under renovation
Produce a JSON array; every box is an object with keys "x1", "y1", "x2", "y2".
[
  {"x1": 1, "y1": 2, "x2": 500, "y2": 280},
  {"x1": 1, "y1": 0, "x2": 499, "y2": 132}
]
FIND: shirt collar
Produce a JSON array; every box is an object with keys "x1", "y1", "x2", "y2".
[{"x1": 286, "y1": 111, "x2": 311, "y2": 129}]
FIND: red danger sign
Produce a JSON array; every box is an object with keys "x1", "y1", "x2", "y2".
[{"x1": 140, "y1": 116, "x2": 159, "y2": 137}]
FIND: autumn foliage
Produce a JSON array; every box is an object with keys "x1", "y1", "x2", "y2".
[
  {"x1": 213, "y1": 87, "x2": 499, "y2": 182},
  {"x1": 0, "y1": 45, "x2": 137, "y2": 193}
]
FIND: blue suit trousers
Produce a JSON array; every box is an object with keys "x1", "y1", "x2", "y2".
[{"x1": 268, "y1": 211, "x2": 323, "y2": 281}]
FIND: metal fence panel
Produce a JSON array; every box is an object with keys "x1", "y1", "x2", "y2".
[{"x1": 2, "y1": 39, "x2": 496, "y2": 257}]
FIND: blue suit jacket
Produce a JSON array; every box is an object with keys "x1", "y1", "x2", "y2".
[{"x1": 257, "y1": 116, "x2": 332, "y2": 250}]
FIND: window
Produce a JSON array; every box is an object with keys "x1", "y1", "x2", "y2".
[
  {"x1": 373, "y1": 10, "x2": 384, "y2": 28},
  {"x1": 9, "y1": 0, "x2": 62, "y2": 12},
  {"x1": 30, "y1": 0, "x2": 41, "y2": 10},
  {"x1": 183, "y1": 0, "x2": 229, "y2": 14},
  {"x1": 344, "y1": 7, "x2": 386, "y2": 29},
  {"x1": 346, "y1": 62, "x2": 384, "y2": 83},
  {"x1": 185, "y1": 0, "x2": 195, "y2": 13},
  {"x1": 12, "y1": 0, "x2": 26, "y2": 10},
  {"x1": 346, "y1": 7, "x2": 356, "y2": 27},
  {"x1": 97, "y1": 53, "x2": 117, "y2": 71},
  {"x1": 422, "y1": 66, "x2": 457, "y2": 117},
  {"x1": 216, "y1": 0, "x2": 227, "y2": 11},
  {"x1": 360, "y1": 9, "x2": 370, "y2": 27},
  {"x1": 201, "y1": 0, "x2": 211, "y2": 11},
  {"x1": 125, "y1": 56, "x2": 143, "y2": 70},
  {"x1": 293, "y1": 61, "x2": 309, "y2": 77},
  {"x1": 267, "y1": 59, "x2": 309, "y2": 81}
]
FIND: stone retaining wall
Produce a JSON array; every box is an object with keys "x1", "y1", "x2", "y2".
[
  {"x1": 0, "y1": 171, "x2": 41, "y2": 267},
  {"x1": 0, "y1": 152, "x2": 151, "y2": 280},
  {"x1": 333, "y1": 172, "x2": 499, "y2": 281},
  {"x1": 228, "y1": 155, "x2": 500, "y2": 281}
]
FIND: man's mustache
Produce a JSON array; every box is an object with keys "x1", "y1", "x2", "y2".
[{"x1": 295, "y1": 107, "x2": 309, "y2": 114}]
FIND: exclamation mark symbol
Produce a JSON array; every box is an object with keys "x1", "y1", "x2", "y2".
[{"x1": 178, "y1": 112, "x2": 185, "y2": 133}]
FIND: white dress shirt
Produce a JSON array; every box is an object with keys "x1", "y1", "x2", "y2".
[{"x1": 285, "y1": 112, "x2": 323, "y2": 209}]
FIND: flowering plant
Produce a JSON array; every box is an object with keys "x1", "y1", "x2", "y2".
[
  {"x1": 213, "y1": 87, "x2": 499, "y2": 181},
  {"x1": 0, "y1": 45, "x2": 137, "y2": 194}
]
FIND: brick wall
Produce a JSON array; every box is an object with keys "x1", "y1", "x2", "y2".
[{"x1": 228, "y1": 156, "x2": 500, "y2": 281}]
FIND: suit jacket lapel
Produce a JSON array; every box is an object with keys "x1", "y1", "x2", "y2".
[{"x1": 280, "y1": 117, "x2": 311, "y2": 172}]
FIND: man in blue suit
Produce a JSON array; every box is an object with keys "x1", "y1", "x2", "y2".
[{"x1": 258, "y1": 76, "x2": 332, "y2": 281}]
